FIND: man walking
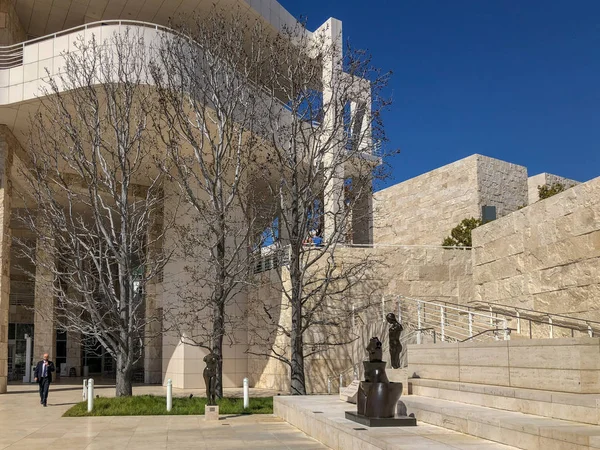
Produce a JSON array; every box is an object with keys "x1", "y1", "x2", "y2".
[{"x1": 34, "y1": 353, "x2": 55, "y2": 407}]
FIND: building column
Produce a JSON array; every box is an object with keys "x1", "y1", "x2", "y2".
[
  {"x1": 0, "y1": 129, "x2": 13, "y2": 393},
  {"x1": 33, "y1": 224, "x2": 55, "y2": 362},
  {"x1": 66, "y1": 331, "x2": 81, "y2": 377},
  {"x1": 144, "y1": 197, "x2": 163, "y2": 384},
  {"x1": 316, "y1": 18, "x2": 346, "y2": 243},
  {"x1": 351, "y1": 176, "x2": 373, "y2": 245}
]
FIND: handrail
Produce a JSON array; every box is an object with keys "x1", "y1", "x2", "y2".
[
  {"x1": 469, "y1": 300, "x2": 600, "y2": 327},
  {"x1": 397, "y1": 294, "x2": 499, "y2": 322},
  {"x1": 460, "y1": 328, "x2": 514, "y2": 342}
]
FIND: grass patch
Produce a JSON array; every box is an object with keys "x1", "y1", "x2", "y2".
[{"x1": 63, "y1": 395, "x2": 273, "y2": 417}]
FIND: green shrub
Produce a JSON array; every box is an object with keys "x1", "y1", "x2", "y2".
[
  {"x1": 538, "y1": 182, "x2": 566, "y2": 200},
  {"x1": 441, "y1": 218, "x2": 483, "y2": 247},
  {"x1": 63, "y1": 395, "x2": 273, "y2": 417}
]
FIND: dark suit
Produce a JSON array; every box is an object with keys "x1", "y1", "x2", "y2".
[{"x1": 34, "y1": 360, "x2": 55, "y2": 406}]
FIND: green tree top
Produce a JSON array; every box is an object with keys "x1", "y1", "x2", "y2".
[
  {"x1": 538, "y1": 182, "x2": 566, "y2": 200},
  {"x1": 442, "y1": 217, "x2": 483, "y2": 247}
]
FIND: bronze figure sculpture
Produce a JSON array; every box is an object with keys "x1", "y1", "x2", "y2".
[
  {"x1": 345, "y1": 336, "x2": 416, "y2": 427},
  {"x1": 203, "y1": 352, "x2": 219, "y2": 405},
  {"x1": 386, "y1": 313, "x2": 404, "y2": 369}
]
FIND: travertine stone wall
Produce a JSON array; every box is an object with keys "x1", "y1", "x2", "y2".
[
  {"x1": 476, "y1": 155, "x2": 527, "y2": 218},
  {"x1": 373, "y1": 155, "x2": 480, "y2": 246},
  {"x1": 33, "y1": 225, "x2": 55, "y2": 361},
  {"x1": 0, "y1": 0, "x2": 25, "y2": 45},
  {"x1": 0, "y1": 127, "x2": 13, "y2": 393},
  {"x1": 373, "y1": 154, "x2": 528, "y2": 246},
  {"x1": 472, "y1": 176, "x2": 600, "y2": 321},
  {"x1": 408, "y1": 337, "x2": 600, "y2": 393},
  {"x1": 246, "y1": 246, "x2": 472, "y2": 393},
  {"x1": 527, "y1": 173, "x2": 579, "y2": 205}
]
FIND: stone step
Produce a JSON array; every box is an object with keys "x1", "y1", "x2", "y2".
[
  {"x1": 409, "y1": 378, "x2": 600, "y2": 425},
  {"x1": 275, "y1": 395, "x2": 519, "y2": 450},
  {"x1": 403, "y1": 394, "x2": 600, "y2": 450}
]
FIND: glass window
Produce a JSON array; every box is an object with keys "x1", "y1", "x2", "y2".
[
  {"x1": 8, "y1": 323, "x2": 15, "y2": 340},
  {"x1": 56, "y1": 341, "x2": 67, "y2": 358},
  {"x1": 16, "y1": 324, "x2": 33, "y2": 340}
]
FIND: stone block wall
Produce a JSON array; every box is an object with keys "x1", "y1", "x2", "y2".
[
  {"x1": 408, "y1": 337, "x2": 600, "y2": 394},
  {"x1": 527, "y1": 173, "x2": 579, "y2": 205},
  {"x1": 0, "y1": 0, "x2": 25, "y2": 45},
  {"x1": 472, "y1": 176, "x2": 600, "y2": 322},
  {"x1": 373, "y1": 155, "x2": 480, "y2": 246},
  {"x1": 246, "y1": 246, "x2": 472, "y2": 393},
  {"x1": 373, "y1": 154, "x2": 528, "y2": 246},
  {"x1": 476, "y1": 154, "x2": 528, "y2": 218}
]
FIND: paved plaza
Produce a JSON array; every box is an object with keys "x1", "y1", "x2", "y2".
[{"x1": 0, "y1": 380, "x2": 328, "y2": 450}]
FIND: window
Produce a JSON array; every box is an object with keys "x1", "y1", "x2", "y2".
[{"x1": 481, "y1": 205, "x2": 497, "y2": 223}]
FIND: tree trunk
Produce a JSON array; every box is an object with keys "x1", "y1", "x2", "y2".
[
  {"x1": 212, "y1": 302, "x2": 225, "y2": 399},
  {"x1": 115, "y1": 352, "x2": 133, "y2": 397},
  {"x1": 213, "y1": 230, "x2": 226, "y2": 399},
  {"x1": 290, "y1": 302, "x2": 306, "y2": 395},
  {"x1": 289, "y1": 238, "x2": 306, "y2": 395}
]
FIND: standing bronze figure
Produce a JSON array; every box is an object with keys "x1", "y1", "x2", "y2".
[
  {"x1": 203, "y1": 352, "x2": 219, "y2": 405},
  {"x1": 386, "y1": 313, "x2": 404, "y2": 369}
]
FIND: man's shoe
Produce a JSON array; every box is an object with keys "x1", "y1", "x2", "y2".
[
  {"x1": 43, "y1": 403, "x2": 47, "y2": 407},
  {"x1": 40, "y1": 400, "x2": 43, "y2": 404}
]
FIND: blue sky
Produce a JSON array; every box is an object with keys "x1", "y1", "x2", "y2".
[{"x1": 279, "y1": 0, "x2": 600, "y2": 190}]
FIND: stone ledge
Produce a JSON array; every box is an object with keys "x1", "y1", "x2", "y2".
[
  {"x1": 403, "y1": 395, "x2": 600, "y2": 449},
  {"x1": 410, "y1": 378, "x2": 600, "y2": 413},
  {"x1": 274, "y1": 395, "x2": 519, "y2": 450}
]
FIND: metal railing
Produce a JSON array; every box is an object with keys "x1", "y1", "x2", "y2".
[
  {"x1": 384, "y1": 295, "x2": 511, "y2": 343},
  {"x1": 467, "y1": 300, "x2": 600, "y2": 338},
  {"x1": 0, "y1": 20, "x2": 171, "y2": 70},
  {"x1": 252, "y1": 245, "x2": 291, "y2": 274}
]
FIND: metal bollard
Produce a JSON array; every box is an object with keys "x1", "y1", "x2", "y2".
[
  {"x1": 87, "y1": 378, "x2": 94, "y2": 413},
  {"x1": 166, "y1": 379, "x2": 172, "y2": 412},
  {"x1": 327, "y1": 377, "x2": 332, "y2": 394},
  {"x1": 243, "y1": 377, "x2": 249, "y2": 409},
  {"x1": 339, "y1": 374, "x2": 343, "y2": 392},
  {"x1": 82, "y1": 379, "x2": 88, "y2": 401}
]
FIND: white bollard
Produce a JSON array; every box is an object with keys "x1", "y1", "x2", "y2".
[
  {"x1": 166, "y1": 379, "x2": 172, "y2": 412},
  {"x1": 243, "y1": 377, "x2": 249, "y2": 409},
  {"x1": 87, "y1": 378, "x2": 94, "y2": 413},
  {"x1": 83, "y1": 379, "x2": 88, "y2": 401}
]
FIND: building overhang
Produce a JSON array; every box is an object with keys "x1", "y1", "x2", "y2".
[{"x1": 14, "y1": 0, "x2": 310, "y2": 40}]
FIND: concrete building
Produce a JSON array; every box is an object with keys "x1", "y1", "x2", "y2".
[
  {"x1": 0, "y1": 0, "x2": 596, "y2": 397},
  {"x1": 0, "y1": 0, "x2": 377, "y2": 393}
]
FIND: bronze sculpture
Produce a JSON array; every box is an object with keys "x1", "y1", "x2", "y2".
[
  {"x1": 345, "y1": 336, "x2": 416, "y2": 427},
  {"x1": 386, "y1": 313, "x2": 404, "y2": 369},
  {"x1": 203, "y1": 352, "x2": 219, "y2": 405}
]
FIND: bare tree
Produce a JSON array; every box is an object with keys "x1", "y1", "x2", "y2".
[
  {"x1": 150, "y1": 10, "x2": 266, "y2": 398},
  {"x1": 15, "y1": 30, "x2": 174, "y2": 396},
  {"x1": 246, "y1": 21, "x2": 394, "y2": 395}
]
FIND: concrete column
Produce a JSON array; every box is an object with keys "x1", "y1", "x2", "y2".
[
  {"x1": 33, "y1": 223, "x2": 55, "y2": 362},
  {"x1": 66, "y1": 330, "x2": 81, "y2": 377},
  {"x1": 316, "y1": 18, "x2": 345, "y2": 243},
  {"x1": 144, "y1": 199, "x2": 163, "y2": 384},
  {"x1": 0, "y1": 129, "x2": 13, "y2": 393},
  {"x1": 351, "y1": 176, "x2": 373, "y2": 245}
]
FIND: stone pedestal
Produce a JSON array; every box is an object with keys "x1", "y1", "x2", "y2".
[
  {"x1": 205, "y1": 405, "x2": 219, "y2": 421},
  {"x1": 339, "y1": 379, "x2": 360, "y2": 403}
]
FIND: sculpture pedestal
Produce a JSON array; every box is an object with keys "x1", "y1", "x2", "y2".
[
  {"x1": 205, "y1": 405, "x2": 219, "y2": 421},
  {"x1": 345, "y1": 411, "x2": 417, "y2": 427}
]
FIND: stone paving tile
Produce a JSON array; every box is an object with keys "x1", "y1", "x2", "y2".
[{"x1": 0, "y1": 381, "x2": 330, "y2": 450}]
